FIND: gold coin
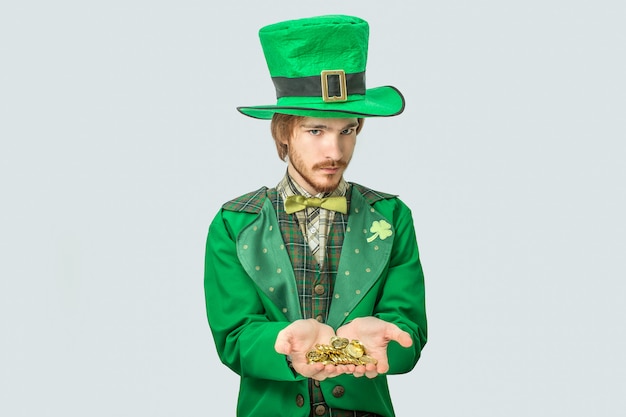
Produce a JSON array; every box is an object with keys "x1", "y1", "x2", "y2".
[
  {"x1": 307, "y1": 339, "x2": 376, "y2": 366},
  {"x1": 307, "y1": 351, "x2": 323, "y2": 363},
  {"x1": 345, "y1": 341, "x2": 364, "y2": 358},
  {"x1": 330, "y1": 336, "x2": 349, "y2": 349}
]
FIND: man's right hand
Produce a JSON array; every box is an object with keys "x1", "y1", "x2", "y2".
[{"x1": 275, "y1": 319, "x2": 355, "y2": 380}]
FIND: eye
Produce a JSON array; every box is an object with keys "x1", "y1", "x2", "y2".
[
  {"x1": 341, "y1": 128, "x2": 355, "y2": 135},
  {"x1": 308, "y1": 129, "x2": 321, "y2": 136}
]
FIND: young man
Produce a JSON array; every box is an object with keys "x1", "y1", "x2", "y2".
[{"x1": 204, "y1": 15, "x2": 427, "y2": 417}]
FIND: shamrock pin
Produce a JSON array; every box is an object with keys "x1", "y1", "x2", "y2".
[{"x1": 367, "y1": 220, "x2": 392, "y2": 243}]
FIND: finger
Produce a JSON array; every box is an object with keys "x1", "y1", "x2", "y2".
[
  {"x1": 352, "y1": 364, "x2": 366, "y2": 378},
  {"x1": 295, "y1": 362, "x2": 325, "y2": 379},
  {"x1": 365, "y1": 350, "x2": 389, "y2": 374},
  {"x1": 311, "y1": 364, "x2": 337, "y2": 381},
  {"x1": 344, "y1": 364, "x2": 356, "y2": 374},
  {"x1": 335, "y1": 364, "x2": 355, "y2": 375},
  {"x1": 324, "y1": 363, "x2": 338, "y2": 376},
  {"x1": 365, "y1": 368, "x2": 379, "y2": 379},
  {"x1": 387, "y1": 325, "x2": 413, "y2": 348},
  {"x1": 375, "y1": 360, "x2": 390, "y2": 375},
  {"x1": 334, "y1": 364, "x2": 347, "y2": 374},
  {"x1": 366, "y1": 362, "x2": 380, "y2": 373},
  {"x1": 364, "y1": 362, "x2": 379, "y2": 378},
  {"x1": 311, "y1": 371, "x2": 328, "y2": 382},
  {"x1": 274, "y1": 338, "x2": 292, "y2": 355}
]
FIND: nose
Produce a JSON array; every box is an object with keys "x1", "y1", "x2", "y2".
[{"x1": 324, "y1": 133, "x2": 343, "y2": 161}]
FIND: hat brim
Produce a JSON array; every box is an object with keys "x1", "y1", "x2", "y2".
[{"x1": 237, "y1": 86, "x2": 405, "y2": 119}]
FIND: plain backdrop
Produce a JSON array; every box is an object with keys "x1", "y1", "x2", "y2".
[{"x1": 1, "y1": 1, "x2": 625, "y2": 416}]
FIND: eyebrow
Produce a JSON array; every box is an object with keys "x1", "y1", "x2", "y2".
[{"x1": 300, "y1": 121, "x2": 359, "y2": 130}]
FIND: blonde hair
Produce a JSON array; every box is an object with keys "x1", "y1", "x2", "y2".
[{"x1": 270, "y1": 113, "x2": 364, "y2": 161}]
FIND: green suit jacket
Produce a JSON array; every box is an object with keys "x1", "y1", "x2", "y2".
[{"x1": 204, "y1": 184, "x2": 427, "y2": 417}]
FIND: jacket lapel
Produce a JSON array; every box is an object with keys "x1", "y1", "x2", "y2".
[
  {"x1": 236, "y1": 198, "x2": 303, "y2": 322},
  {"x1": 327, "y1": 189, "x2": 395, "y2": 328}
]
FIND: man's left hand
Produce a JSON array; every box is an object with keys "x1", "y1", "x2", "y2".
[{"x1": 336, "y1": 316, "x2": 412, "y2": 379}]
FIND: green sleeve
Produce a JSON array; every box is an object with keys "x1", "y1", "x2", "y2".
[
  {"x1": 204, "y1": 209, "x2": 305, "y2": 382},
  {"x1": 373, "y1": 198, "x2": 428, "y2": 374}
]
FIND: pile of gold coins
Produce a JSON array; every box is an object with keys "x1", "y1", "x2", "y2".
[{"x1": 306, "y1": 337, "x2": 378, "y2": 366}]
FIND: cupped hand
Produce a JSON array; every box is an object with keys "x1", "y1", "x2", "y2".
[
  {"x1": 336, "y1": 317, "x2": 412, "y2": 379},
  {"x1": 275, "y1": 319, "x2": 355, "y2": 380}
]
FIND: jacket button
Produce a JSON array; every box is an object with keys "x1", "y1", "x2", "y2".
[
  {"x1": 295, "y1": 394, "x2": 304, "y2": 407},
  {"x1": 332, "y1": 385, "x2": 345, "y2": 398},
  {"x1": 314, "y1": 284, "x2": 325, "y2": 295},
  {"x1": 314, "y1": 404, "x2": 326, "y2": 415}
]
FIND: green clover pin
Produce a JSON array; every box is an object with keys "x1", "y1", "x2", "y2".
[{"x1": 367, "y1": 220, "x2": 392, "y2": 243}]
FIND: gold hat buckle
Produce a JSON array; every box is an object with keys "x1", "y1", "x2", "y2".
[{"x1": 321, "y1": 70, "x2": 348, "y2": 102}]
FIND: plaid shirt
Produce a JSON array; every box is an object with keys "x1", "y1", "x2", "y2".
[{"x1": 276, "y1": 173, "x2": 349, "y2": 267}]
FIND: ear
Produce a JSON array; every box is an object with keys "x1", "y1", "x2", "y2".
[
  {"x1": 281, "y1": 143, "x2": 289, "y2": 161},
  {"x1": 280, "y1": 128, "x2": 294, "y2": 146}
]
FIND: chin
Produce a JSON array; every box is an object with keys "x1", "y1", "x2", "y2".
[{"x1": 313, "y1": 178, "x2": 341, "y2": 193}]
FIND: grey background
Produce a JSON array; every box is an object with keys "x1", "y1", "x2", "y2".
[{"x1": 1, "y1": 1, "x2": 625, "y2": 416}]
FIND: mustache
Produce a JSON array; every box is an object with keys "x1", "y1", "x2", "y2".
[{"x1": 313, "y1": 160, "x2": 348, "y2": 170}]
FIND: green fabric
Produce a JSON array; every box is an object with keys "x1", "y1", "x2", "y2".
[
  {"x1": 239, "y1": 86, "x2": 405, "y2": 120},
  {"x1": 259, "y1": 15, "x2": 368, "y2": 78},
  {"x1": 236, "y1": 198, "x2": 303, "y2": 323},
  {"x1": 325, "y1": 190, "x2": 396, "y2": 329},
  {"x1": 204, "y1": 186, "x2": 427, "y2": 417},
  {"x1": 236, "y1": 15, "x2": 405, "y2": 119}
]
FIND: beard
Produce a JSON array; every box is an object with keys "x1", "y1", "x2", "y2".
[{"x1": 288, "y1": 149, "x2": 349, "y2": 194}]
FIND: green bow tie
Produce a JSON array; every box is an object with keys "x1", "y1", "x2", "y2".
[{"x1": 284, "y1": 195, "x2": 348, "y2": 214}]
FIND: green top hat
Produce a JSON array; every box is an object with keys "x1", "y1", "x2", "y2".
[{"x1": 237, "y1": 15, "x2": 405, "y2": 119}]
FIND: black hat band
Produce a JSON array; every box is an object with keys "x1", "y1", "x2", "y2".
[{"x1": 271, "y1": 71, "x2": 366, "y2": 99}]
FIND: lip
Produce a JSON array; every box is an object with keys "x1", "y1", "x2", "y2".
[{"x1": 319, "y1": 167, "x2": 340, "y2": 174}]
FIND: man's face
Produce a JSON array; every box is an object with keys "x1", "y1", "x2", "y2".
[{"x1": 284, "y1": 117, "x2": 358, "y2": 195}]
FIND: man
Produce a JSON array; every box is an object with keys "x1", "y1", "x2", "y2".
[{"x1": 204, "y1": 15, "x2": 427, "y2": 417}]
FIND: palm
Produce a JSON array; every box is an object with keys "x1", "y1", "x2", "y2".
[
  {"x1": 275, "y1": 319, "x2": 349, "y2": 380},
  {"x1": 337, "y1": 317, "x2": 412, "y2": 377},
  {"x1": 280, "y1": 319, "x2": 335, "y2": 355}
]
